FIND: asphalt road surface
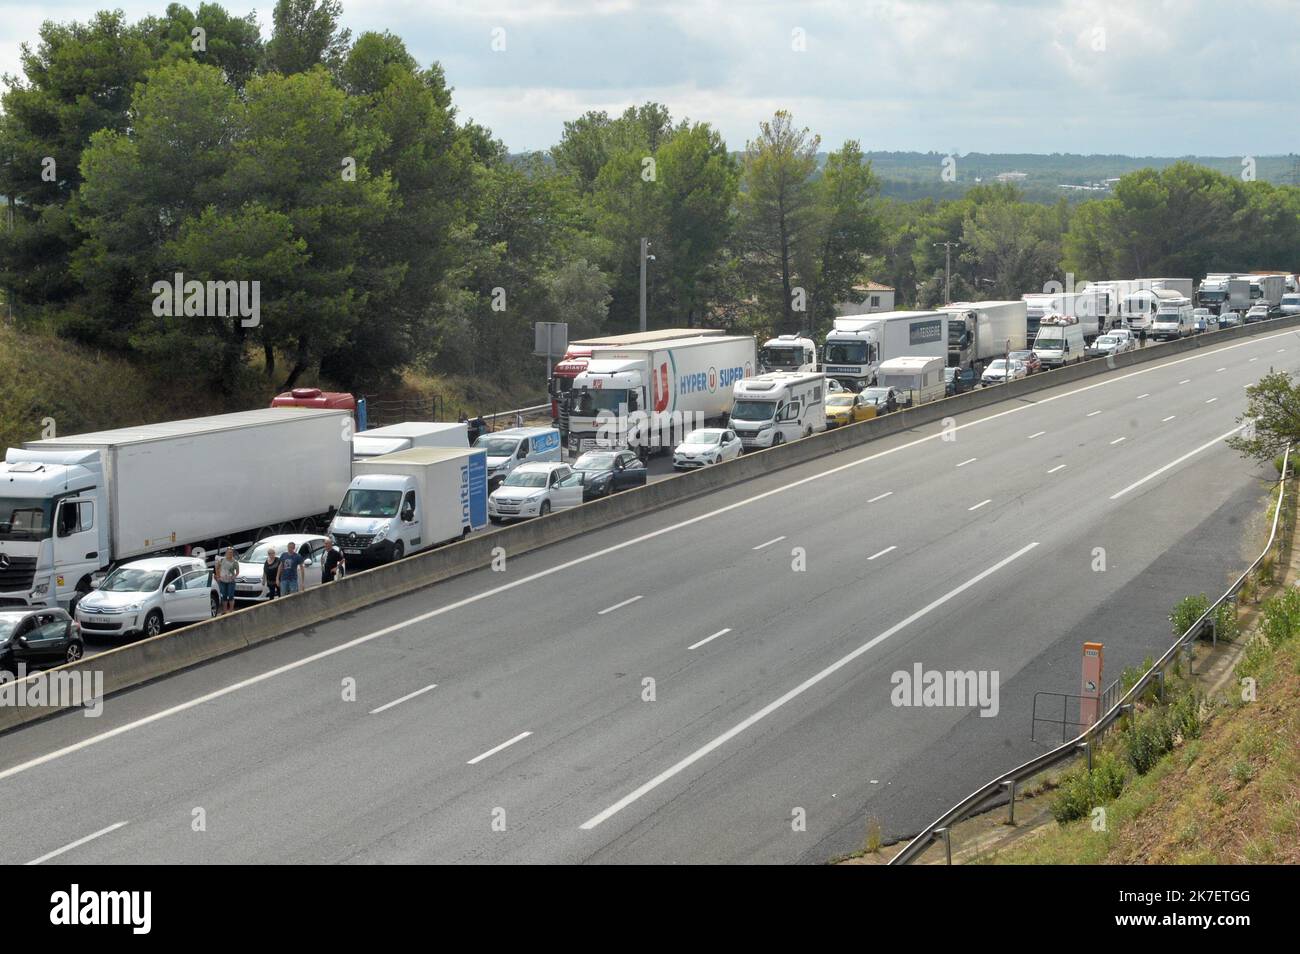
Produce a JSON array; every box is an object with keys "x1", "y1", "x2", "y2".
[{"x1": 2, "y1": 327, "x2": 1295, "y2": 864}]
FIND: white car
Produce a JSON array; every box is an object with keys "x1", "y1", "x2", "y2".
[
  {"x1": 75, "y1": 556, "x2": 216, "y2": 640},
  {"x1": 1091, "y1": 334, "x2": 1132, "y2": 356},
  {"x1": 673, "y1": 428, "x2": 743, "y2": 469},
  {"x1": 234, "y1": 534, "x2": 328, "y2": 601},
  {"x1": 980, "y1": 359, "x2": 1027, "y2": 386},
  {"x1": 1110, "y1": 327, "x2": 1135, "y2": 346},
  {"x1": 488, "y1": 462, "x2": 583, "y2": 522}
]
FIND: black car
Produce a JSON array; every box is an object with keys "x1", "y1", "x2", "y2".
[
  {"x1": 944, "y1": 367, "x2": 976, "y2": 395},
  {"x1": 567, "y1": 449, "x2": 647, "y2": 500},
  {"x1": 0, "y1": 608, "x2": 84, "y2": 677}
]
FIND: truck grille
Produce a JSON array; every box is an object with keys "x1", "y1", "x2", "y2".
[
  {"x1": 338, "y1": 532, "x2": 375, "y2": 548},
  {"x1": 0, "y1": 555, "x2": 37, "y2": 591}
]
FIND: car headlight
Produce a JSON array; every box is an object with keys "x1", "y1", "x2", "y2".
[{"x1": 126, "y1": 602, "x2": 143, "y2": 612}]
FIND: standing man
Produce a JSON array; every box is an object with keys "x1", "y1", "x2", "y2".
[
  {"x1": 215, "y1": 546, "x2": 240, "y2": 615},
  {"x1": 320, "y1": 538, "x2": 345, "y2": 585},
  {"x1": 277, "y1": 541, "x2": 305, "y2": 596}
]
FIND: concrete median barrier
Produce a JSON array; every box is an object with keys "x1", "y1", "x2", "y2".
[{"x1": 4, "y1": 316, "x2": 1297, "y2": 733}]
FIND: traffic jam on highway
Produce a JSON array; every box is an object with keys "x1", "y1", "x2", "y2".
[{"x1": 0, "y1": 270, "x2": 1295, "y2": 684}]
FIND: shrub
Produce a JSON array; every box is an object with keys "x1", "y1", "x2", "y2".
[
  {"x1": 1170, "y1": 594, "x2": 1209, "y2": 638},
  {"x1": 1259, "y1": 588, "x2": 1300, "y2": 647},
  {"x1": 1049, "y1": 752, "x2": 1127, "y2": 824},
  {"x1": 1212, "y1": 603, "x2": 1239, "y2": 643}
]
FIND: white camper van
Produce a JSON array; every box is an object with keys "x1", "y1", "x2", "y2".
[{"x1": 728, "y1": 372, "x2": 827, "y2": 450}]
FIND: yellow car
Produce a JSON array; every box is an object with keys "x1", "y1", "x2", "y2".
[{"x1": 824, "y1": 391, "x2": 877, "y2": 427}]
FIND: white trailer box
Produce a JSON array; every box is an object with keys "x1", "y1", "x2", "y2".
[
  {"x1": 942, "y1": 301, "x2": 1027, "y2": 369},
  {"x1": 822, "y1": 311, "x2": 947, "y2": 390},
  {"x1": 565, "y1": 335, "x2": 757, "y2": 453},
  {"x1": 877, "y1": 356, "x2": 947, "y2": 406},
  {"x1": 333, "y1": 446, "x2": 488, "y2": 563},
  {"x1": 353, "y1": 421, "x2": 469, "y2": 460},
  {"x1": 1, "y1": 408, "x2": 352, "y2": 607}
]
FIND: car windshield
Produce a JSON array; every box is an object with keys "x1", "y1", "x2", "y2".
[
  {"x1": 0, "y1": 497, "x2": 54, "y2": 541},
  {"x1": 573, "y1": 452, "x2": 617, "y2": 471},
  {"x1": 244, "y1": 542, "x2": 298, "y2": 563},
  {"x1": 760, "y1": 346, "x2": 803, "y2": 369},
  {"x1": 338, "y1": 489, "x2": 401, "y2": 517},
  {"x1": 683, "y1": 431, "x2": 721, "y2": 444},
  {"x1": 823, "y1": 342, "x2": 869, "y2": 364},
  {"x1": 475, "y1": 436, "x2": 520, "y2": 457},
  {"x1": 1009, "y1": 351, "x2": 1034, "y2": 361},
  {"x1": 986, "y1": 360, "x2": 1008, "y2": 371},
  {"x1": 1096, "y1": 336, "x2": 1118, "y2": 346},
  {"x1": 503, "y1": 470, "x2": 549, "y2": 488},
  {"x1": 730, "y1": 400, "x2": 776, "y2": 421},
  {"x1": 100, "y1": 568, "x2": 164, "y2": 593},
  {"x1": 860, "y1": 388, "x2": 889, "y2": 402},
  {"x1": 826, "y1": 394, "x2": 856, "y2": 407}
]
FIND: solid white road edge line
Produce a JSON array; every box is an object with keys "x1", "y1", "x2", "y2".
[
  {"x1": 25, "y1": 822, "x2": 128, "y2": 865},
  {"x1": 0, "y1": 330, "x2": 1286, "y2": 785},
  {"x1": 578, "y1": 542, "x2": 1040, "y2": 831},
  {"x1": 467, "y1": 731, "x2": 532, "y2": 765},
  {"x1": 369, "y1": 683, "x2": 437, "y2": 715},
  {"x1": 867, "y1": 546, "x2": 897, "y2": 561},
  {"x1": 1110, "y1": 424, "x2": 1244, "y2": 501}
]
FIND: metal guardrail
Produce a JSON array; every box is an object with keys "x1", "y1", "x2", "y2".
[
  {"x1": 361, "y1": 397, "x2": 550, "y2": 431},
  {"x1": 890, "y1": 443, "x2": 1293, "y2": 865}
]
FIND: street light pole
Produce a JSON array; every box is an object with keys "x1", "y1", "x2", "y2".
[
  {"x1": 934, "y1": 241, "x2": 960, "y2": 303},
  {"x1": 639, "y1": 238, "x2": 654, "y2": 333}
]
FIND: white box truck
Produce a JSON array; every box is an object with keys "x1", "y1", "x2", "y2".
[
  {"x1": 759, "y1": 334, "x2": 818, "y2": 373},
  {"x1": 352, "y1": 421, "x2": 469, "y2": 460},
  {"x1": 1021, "y1": 291, "x2": 1104, "y2": 340},
  {"x1": 0, "y1": 408, "x2": 353, "y2": 610},
  {"x1": 877, "y1": 356, "x2": 947, "y2": 407},
  {"x1": 941, "y1": 301, "x2": 1028, "y2": 371},
  {"x1": 728, "y1": 371, "x2": 827, "y2": 450},
  {"x1": 821, "y1": 311, "x2": 948, "y2": 391},
  {"x1": 1151, "y1": 297, "x2": 1195, "y2": 340},
  {"x1": 1032, "y1": 314, "x2": 1086, "y2": 367},
  {"x1": 564, "y1": 335, "x2": 757, "y2": 455},
  {"x1": 1250, "y1": 274, "x2": 1285, "y2": 308},
  {"x1": 329, "y1": 446, "x2": 488, "y2": 565},
  {"x1": 1197, "y1": 275, "x2": 1251, "y2": 315}
]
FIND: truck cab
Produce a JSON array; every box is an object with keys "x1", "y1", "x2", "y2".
[
  {"x1": 821, "y1": 322, "x2": 879, "y2": 391},
  {"x1": 0, "y1": 449, "x2": 106, "y2": 609},
  {"x1": 759, "y1": 335, "x2": 817, "y2": 373}
]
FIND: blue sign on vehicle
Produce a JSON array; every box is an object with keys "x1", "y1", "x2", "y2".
[
  {"x1": 533, "y1": 430, "x2": 561, "y2": 454},
  {"x1": 464, "y1": 450, "x2": 488, "y2": 529},
  {"x1": 909, "y1": 320, "x2": 943, "y2": 345}
]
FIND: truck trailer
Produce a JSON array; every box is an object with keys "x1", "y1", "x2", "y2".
[
  {"x1": 352, "y1": 421, "x2": 469, "y2": 460},
  {"x1": 329, "y1": 446, "x2": 488, "y2": 565},
  {"x1": 821, "y1": 311, "x2": 948, "y2": 391},
  {"x1": 564, "y1": 335, "x2": 757, "y2": 455},
  {"x1": 0, "y1": 408, "x2": 353, "y2": 610},
  {"x1": 1197, "y1": 275, "x2": 1251, "y2": 315},
  {"x1": 941, "y1": 301, "x2": 1028, "y2": 370}
]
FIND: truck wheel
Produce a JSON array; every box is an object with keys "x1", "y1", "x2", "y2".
[
  {"x1": 391, "y1": 542, "x2": 405, "y2": 562},
  {"x1": 144, "y1": 610, "x2": 163, "y2": 638}
]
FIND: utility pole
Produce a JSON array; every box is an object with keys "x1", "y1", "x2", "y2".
[
  {"x1": 934, "y1": 241, "x2": 959, "y2": 304},
  {"x1": 639, "y1": 238, "x2": 655, "y2": 333}
]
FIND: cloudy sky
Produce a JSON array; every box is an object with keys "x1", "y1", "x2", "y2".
[{"x1": 3, "y1": 0, "x2": 1298, "y2": 156}]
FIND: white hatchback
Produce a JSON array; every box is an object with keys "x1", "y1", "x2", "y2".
[
  {"x1": 488, "y1": 462, "x2": 583, "y2": 522},
  {"x1": 76, "y1": 556, "x2": 216, "y2": 640},
  {"x1": 234, "y1": 534, "x2": 329, "y2": 600},
  {"x1": 673, "y1": 428, "x2": 743, "y2": 468}
]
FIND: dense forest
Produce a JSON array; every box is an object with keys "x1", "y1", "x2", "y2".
[{"x1": 2, "y1": 1, "x2": 1298, "y2": 401}]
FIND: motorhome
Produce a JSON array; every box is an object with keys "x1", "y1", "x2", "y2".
[{"x1": 728, "y1": 372, "x2": 827, "y2": 450}]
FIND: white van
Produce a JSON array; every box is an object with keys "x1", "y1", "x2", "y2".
[
  {"x1": 1151, "y1": 297, "x2": 1194, "y2": 341},
  {"x1": 1032, "y1": 314, "x2": 1085, "y2": 367},
  {"x1": 728, "y1": 372, "x2": 827, "y2": 450},
  {"x1": 473, "y1": 426, "x2": 562, "y2": 489},
  {"x1": 877, "y1": 356, "x2": 946, "y2": 407}
]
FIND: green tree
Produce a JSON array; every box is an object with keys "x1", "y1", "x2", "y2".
[
  {"x1": 1227, "y1": 371, "x2": 1300, "y2": 463},
  {"x1": 265, "y1": 0, "x2": 351, "y2": 76},
  {"x1": 738, "y1": 110, "x2": 821, "y2": 334}
]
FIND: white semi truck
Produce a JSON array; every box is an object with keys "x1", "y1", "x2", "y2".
[
  {"x1": 0, "y1": 408, "x2": 353, "y2": 611},
  {"x1": 329, "y1": 446, "x2": 487, "y2": 566},
  {"x1": 941, "y1": 301, "x2": 1028, "y2": 371},
  {"x1": 759, "y1": 335, "x2": 818, "y2": 373},
  {"x1": 1197, "y1": 275, "x2": 1251, "y2": 315},
  {"x1": 728, "y1": 371, "x2": 827, "y2": 450},
  {"x1": 352, "y1": 421, "x2": 469, "y2": 460},
  {"x1": 821, "y1": 311, "x2": 948, "y2": 391},
  {"x1": 1250, "y1": 274, "x2": 1286, "y2": 309},
  {"x1": 564, "y1": 335, "x2": 757, "y2": 456}
]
